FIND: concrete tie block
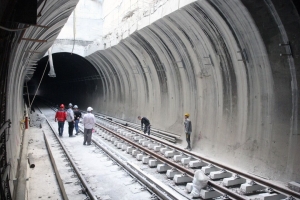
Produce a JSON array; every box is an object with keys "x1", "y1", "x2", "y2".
[
  {"x1": 110, "y1": 137, "x2": 116, "y2": 142},
  {"x1": 153, "y1": 146, "x2": 161, "y2": 152},
  {"x1": 173, "y1": 174, "x2": 193, "y2": 184},
  {"x1": 186, "y1": 182, "x2": 193, "y2": 193},
  {"x1": 133, "y1": 136, "x2": 141, "y2": 141},
  {"x1": 148, "y1": 159, "x2": 162, "y2": 167},
  {"x1": 139, "y1": 139, "x2": 147, "y2": 144},
  {"x1": 200, "y1": 189, "x2": 221, "y2": 199},
  {"x1": 157, "y1": 164, "x2": 171, "y2": 173},
  {"x1": 240, "y1": 181, "x2": 265, "y2": 194},
  {"x1": 132, "y1": 150, "x2": 140, "y2": 157},
  {"x1": 189, "y1": 160, "x2": 207, "y2": 168},
  {"x1": 209, "y1": 169, "x2": 232, "y2": 179},
  {"x1": 107, "y1": 136, "x2": 113, "y2": 141},
  {"x1": 173, "y1": 155, "x2": 185, "y2": 162},
  {"x1": 136, "y1": 153, "x2": 145, "y2": 161},
  {"x1": 160, "y1": 147, "x2": 169, "y2": 154},
  {"x1": 126, "y1": 133, "x2": 132, "y2": 137},
  {"x1": 117, "y1": 143, "x2": 123, "y2": 149},
  {"x1": 164, "y1": 151, "x2": 175, "y2": 158},
  {"x1": 121, "y1": 144, "x2": 127, "y2": 151},
  {"x1": 288, "y1": 181, "x2": 300, "y2": 193},
  {"x1": 142, "y1": 141, "x2": 150, "y2": 147},
  {"x1": 142, "y1": 156, "x2": 150, "y2": 164},
  {"x1": 222, "y1": 174, "x2": 246, "y2": 187},
  {"x1": 181, "y1": 157, "x2": 191, "y2": 165},
  {"x1": 147, "y1": 143, "x2": 155, "y2": 149},
  {"x1": 258, "y1": 193, "x2": 286, "y2": 200},
  {"x1": 166, "y1": 169, "x2": 181, "y2": 179},
  {"x1": 126, "y1": 147, "x2": 133, "y2": 153},
  {"x1": 201, "y1": 164, "x2": 219, "y2": 174},
  {"x1": 114, "y1": 141, "x2": 119, "y2": 146}
]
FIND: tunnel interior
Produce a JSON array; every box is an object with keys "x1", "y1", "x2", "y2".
[
  {"x1": 23, "y1": 0, "x2": 300, "y2": 183},
  {"x1": 28, "y1": 52, "x2": 100, "y2": 109}
]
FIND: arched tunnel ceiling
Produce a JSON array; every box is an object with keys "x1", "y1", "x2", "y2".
[{"x1": 28, "y1": 0, "x2": 300, "y2": 182}]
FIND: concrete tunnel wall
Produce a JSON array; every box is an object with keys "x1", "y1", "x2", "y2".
[{"x1": 78, "y1": 0, "x2": 299, "y2": 182}]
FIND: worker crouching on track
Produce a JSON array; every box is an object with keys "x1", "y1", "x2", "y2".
[
  {"x1": 83, "y1": 107, "x2": 95, "y2": 145},
  {"x1": 184, "y1": 113, "x2": 192, "y2": 151},
  {"x1": 66, "y1": 103, "x2": 75, "y2": 137},
  {"x1": 138, "y1": 116, "x2": 151, "y2": 136},
  {"x1": 73, "y1": 105, "x2": 81, "y2": 135},
  {"x1": 55, "y1": 104, "x2": 67, "y2": 137}
]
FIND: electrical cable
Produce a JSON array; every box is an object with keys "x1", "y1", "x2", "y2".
[
  {"x1": 30, "y1": 60, "x2": 49, "y2": 108},
  {"x1": 71, "y1": 10, "x2": 76, "y2": 54},
  {"x1": 0, "y1": 25, "x2": 29, "y2": 32}
]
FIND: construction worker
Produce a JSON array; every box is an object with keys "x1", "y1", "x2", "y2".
[
  {"x1": 73, "y1": 105, "x2": 81, "y2": 135},
  {"x1": 138, "y1": 116, "x2": 151, "y2": 135},
  {"x1": 55, "y1": 104, "x2": 67, "y2": 136},
  {"x1": 66, "y1": 103, "x2": 75, "y2": 137},
  {"x1": 83, "y1": 107, "x2": 95, "y2": 145},
  {"x1": 184, "y1": 113, "x2": 192, "y2": 150}
]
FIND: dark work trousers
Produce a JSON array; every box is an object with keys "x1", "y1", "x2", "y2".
[
  {"x1": 74, "y1": 119, "x2": 79, "y2": 133},
  {"x1": 58, "y1": 121, "x2": 65, "y2": 136},
  {"x1": 143, "y1": 125, "x2": 151, "y2": 135},
  {"x1": 83, "y1": 128, "x2": 93, "y2": 145},
  {"x1": 68, "y1": 121, "x2": 74, "y2": 136},
  {"x1": 186, "y1": 133, "x2": 191, "y2": 149}
]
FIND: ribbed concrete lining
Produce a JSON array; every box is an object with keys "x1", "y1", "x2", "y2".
[
  {"x1": 84, "y1": 1, "x2": 299, "y2": 181},
  {"x1": 5, "y1": 0, "x2": 79, "y2": 194}
]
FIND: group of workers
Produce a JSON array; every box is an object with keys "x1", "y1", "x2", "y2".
[
  {"x1": 54, "y1": 103, "x2": 95, "y2": 145},
  {"x1": 55, "y1": 105, "x2": 192, "y2": 150},
  {"x1": 138, "y1": 113, "x2": 192, "y2": 151}
]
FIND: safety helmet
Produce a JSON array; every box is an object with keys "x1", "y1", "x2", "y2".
[
  {"x1": 68, "y1": 103, "x2": 73, "y2": 107},
  {"x1": 184, "y1": 113, "x2": 190, "y2": 117},
  {"x1": 73, "y1": 105, "x2": 78, "y2": 109},
  {"x1": 87, "y1": 107, "x2": 93, "y2": 112},
  {"x1": 60, "y1": 104, "x2": 64, "y2": 108}
]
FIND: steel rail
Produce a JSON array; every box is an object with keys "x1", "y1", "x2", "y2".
[
  {"x1": 96, "y1": 123, "x2": 244, "y2": 200},
  {"x1": 35, "y1": 105, "x2": 98, "y2": 200},
  {"x1": 103, "y1": 120, "x2": 300, "y2": 199}
]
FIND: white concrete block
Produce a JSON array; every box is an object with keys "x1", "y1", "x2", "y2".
[
  {"x1": 148, "y1": 159, "x2": 162, "y2": 167},
  {"x1": 186, "y1": 182, "x2": 193, "y2": 193},
  {"x1": 153, "y1": 146, "x2": 161, "y2": 152},
  {"x1": 164, "y1": 151, "x2": 175, "y2": 158},
  {"x1": 142, "y1": 156, "x2": 150, "y2": 164},
  {"x1": 114, "y1": 141, "x2": 119, "y2": 146},
  {"x1": 126, "y1": 147, "x2": 133, "y2": 153},
  {"x1": 209, "y1": 170, "x2": 232, "y2": 179},
  {"x1": 133, "y1": 136, "x2": 141, "y2": 141},
  {"x1": 200, "y1": 189, "x2": 221, "y2": 199},
  {"x1": 201, "y1": 165, "x2": 218, "y2": 174},
  {"x1": 173, "y1": 174, "x2": 193, "y2": 184},
  {"x1": 136, "y1": 153, "x2": 144, "y2": 161},
  {"x1": 166, "y1": 169, "x2": 181, "y2": 179},
  {"x1": 240, "y1": 182, "x2": 265, "y2": 193},
  {"x1": 117, "y1": 143, "x2": 123, "y2": 149},
  {"x1": 157, "y1": 164, "x2": 171, "y2": 173},
  {"x1": 173, "y1": 155, "x2": 185, "y2": 162},
  {"x1": 223, "y1": 176, "x2": 246, "y2": 187},
  {"x1": 110, "y1": 137, "x2": 116, "y2": 142},
  {"x1": 181, "y1": 157, "x2": 191, "y2": 165},
  {"x1": 121, "y1": 144, "x2": 127, "y2": 151},
  {"x1": 160, "y1": 147, "x2": 169, "y2": 154},
  {"x1": 126, "y1": 133, "x2": 132, "y2": 137},
  {"x1": 132, "y1": 150, "x2": 140, "y2": 157},
  {"x1": 139, "y1": 139, "x2": 147, "y2": 144},
  {"x1": 258, "y1": 193, "x2": 286, "y2": 200},
  {"x1": 189, "y1": 160, "x2": 207, "y2": 168},
  {"x1": 147, "y1": 143, "x2": 155, "y2": 149},
  {"x1": 142, "y1": 141, "x2": 150, "y2": 147}
]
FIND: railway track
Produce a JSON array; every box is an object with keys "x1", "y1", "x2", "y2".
[{"x1": 39, "y1": 102, "x2": 300, "y2": 200}]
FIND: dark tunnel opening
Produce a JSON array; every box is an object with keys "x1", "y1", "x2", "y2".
[{"x1": 27, "y1": 52, "x2": 101, "y2": 109}]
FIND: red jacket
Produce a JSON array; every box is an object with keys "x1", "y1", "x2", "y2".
[{"x1": 55, "y1": 110, "x2": 67, "y2": 122}]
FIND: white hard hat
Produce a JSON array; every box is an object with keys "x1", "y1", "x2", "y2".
[
  {"x1": 73, "y1": 105, "x2": 78, "y2": 109},
  {"x1": 68, "y1": 103, "x2": 73, "y2": 107},
  {"x1": 87, "y1": 107, "x2": 93, "y2": 111}
]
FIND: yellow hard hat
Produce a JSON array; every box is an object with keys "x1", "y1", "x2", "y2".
[{"x1": 184, "y1": 113, "x2": 190, "y2": 117}]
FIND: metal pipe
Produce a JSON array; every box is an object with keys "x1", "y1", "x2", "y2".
[
  {"x1": 28, "y1": 153, "x2": 35, "y2": 168},
  {"x1": 47, "y1": 47, "x2": 56, "y2": 77}
]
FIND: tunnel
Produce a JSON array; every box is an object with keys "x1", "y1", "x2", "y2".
[{"x1": 1, "y1": 0, "x2": 300, "y2": 198}]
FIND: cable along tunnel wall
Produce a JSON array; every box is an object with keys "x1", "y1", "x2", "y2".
[{"x1": 85, "y1": 0, "x2": 300, "y2": 182}]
